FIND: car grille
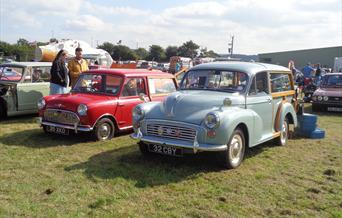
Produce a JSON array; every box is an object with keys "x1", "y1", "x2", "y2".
[
  {"x1": 43, "y1": 109, "x2": 79, "y2": 125},
  {"x1": 146, "y1": 123, "x2": 196, "y2": 142},
  {"x1": 327, "y1": 96, "x2": 342, "y2": 103}
]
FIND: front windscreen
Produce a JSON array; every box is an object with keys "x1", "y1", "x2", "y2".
[
  {"x1": 72, "y1": 74, "x2": 123, "y2": 95},
  {"x1": 180, "y1": 70, "x2": 249, "y2": 93},
  {"x1": 322, "y1": 75, "x2": 342, "y2": 87},
  {"x1": 0, "y1": 66, "x2": 24, "y2": 82}
]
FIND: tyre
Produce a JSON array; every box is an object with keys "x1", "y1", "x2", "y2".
[
  {"x1": 0, "y1": 101, "x2": 6, "y2": 120},
  {"x1": 277, "y1": 117, "x2": 289, "y2": 146},
  {"x1": 138, "y1": 141, "x2": 151, "y2": 155},
  {"x1": 219, "y1": 128, "x2": 246, "y2": 169},
  {"x1": 93, "y1": 118, "x2": 115, "y2": 141},
  {"x1": 312, "y1": 104, "x2": 321, "y2": 112}
]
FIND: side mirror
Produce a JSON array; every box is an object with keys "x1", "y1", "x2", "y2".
[{"x1": 139, "y1": 93, "x2": 148, "y2": 103}]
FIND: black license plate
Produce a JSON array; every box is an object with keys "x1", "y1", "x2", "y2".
[
  {"x1": 148, "y1": 144, "x2": 183, "y2": 157},
  {"x1": 327, "y1": 107, "x2": 342, "y2": 112},
  {"x1": 46, "y1": 126, "x2": 69, "y2": 135}
]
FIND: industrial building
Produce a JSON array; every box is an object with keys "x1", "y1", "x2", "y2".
[{"x1": 258, "y1": 46, "x2": 342, "y2": 69}]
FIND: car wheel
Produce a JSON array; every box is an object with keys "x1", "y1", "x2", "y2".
[
  {"x1": 93, "y1": 118, "x2": 115, "y2": 141},
  {"x1": 0, "y1": 102, "x2": 6, "y2": 120},
  {"x1": 138, "y1": 141, "x2": 151, "y2": 155},
  {"x1": 278, "y1": 117, "x2": 289, "y2": 146},
  {"x1": 42, "y1": 125, "x2": 51, "y2": 134},
  {"x1": 312, "y1": 104, "x2": 320, "y2": 112},
  {"x1": 220, "y1": 128, "x2": 246, "y2": 169}
]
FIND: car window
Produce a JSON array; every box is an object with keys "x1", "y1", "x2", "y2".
[
  {"x1": 0, "y1": 66, "x2": 24, "y2": 82},
  {"x1": 22, "y1": 66, "x2": 51, "y2": 83},
  {"x1": 105, "y1": 75, "x2": 123, "y2": 95},
  {"x1": 270, "y1": 73, "x2": 292, "y2": 93},
  {"x1": 73, "y1": 74, "x2": 104, "y2": 93},
  {"x1": 249, "y1": 72, "x2": 269, "y2": 95},
  {"x1": 181, "y1": 70, "x2": 248, "y2": 93},
  {"x1": 148, "y1": 78, "x2": 176, "y2": 95},
  {"x1": 121, "y1": 78, "x2": 146, "y2": 97},
  {"x1": 322, "y1": 75, "x2": 342, "y2": 87}
]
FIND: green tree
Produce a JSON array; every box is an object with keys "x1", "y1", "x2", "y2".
[
  {"x1": 177, "y1": 40, "x2": 200, "y2": 58},
  {"x1": 165, "y1": 46, "x2": 178, "y2": 60},
  {"x1": 148, "y1": 45, "x2": 166, "y2": 62},
  {"x1": 134, "y1": 48, "x2": 149, "y2": 60},
  {"x1": 199, "y1": 47, "x2": 219, "y2": 58},
  {"x1": 112, "y1": 45, "x2": 138, "y2": 61},
  {"x1": 97, "y1": 42, "x2": 115, "y2": 55},
  {"x1": 17, "y1": 38, "x2": 29, "y2": 46}
]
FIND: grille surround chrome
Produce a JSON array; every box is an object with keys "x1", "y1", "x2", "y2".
[
  {"x1": 146, "y1": 122, "x2": 196, "y2": 142},
  {"x1": 43, "y1": 109, "x2": 80, "y2": 125}
]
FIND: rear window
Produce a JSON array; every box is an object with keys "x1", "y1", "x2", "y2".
[
  {"x1": 270, "y1": 73, "x2": 292, "y2": 93},
  {"x1": 148, "y1": 78, "x2": 176, "y2": 95}
]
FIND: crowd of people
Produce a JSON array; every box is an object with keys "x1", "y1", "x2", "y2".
[
  {"x1": 288, "y1": 60, "x2": 332, "y2": 87},
  {"x1": 50, "y1": 47, "x2": 89, "y2": 95}
]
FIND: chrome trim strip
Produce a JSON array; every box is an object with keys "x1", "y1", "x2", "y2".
[
  {"x1": 130, "y1": 133, "x2": 227, "y2": 151},
  {"x1": 41, "y1": 121, "x2": 93, "y2": 131}
]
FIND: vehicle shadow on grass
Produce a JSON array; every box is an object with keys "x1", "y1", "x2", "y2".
[
  {"x1": 0, "y1": 114, "x2": 38, "y2": 124},
  {"x1": 0, "y1": 129, "x2": 91, "y2": 148},
  {"x1": 65, "y1": 141, "x2": 278, "y2": 188}
]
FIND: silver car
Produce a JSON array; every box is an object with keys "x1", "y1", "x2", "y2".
[{"x1": 131, "y1": 62, "x2": 299, "y2": 169}]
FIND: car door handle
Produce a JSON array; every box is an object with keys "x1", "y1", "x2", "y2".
[
  {"x1": 118, "y1": 102, "x2": 124, "y2": 106},
  {"x1": 267, "y1": 98, "x2": 272, "y2": 104}
]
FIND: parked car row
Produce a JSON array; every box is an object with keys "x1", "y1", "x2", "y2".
[{"x1": 2, "y1": 61, "x2": 337, "y2": 168}]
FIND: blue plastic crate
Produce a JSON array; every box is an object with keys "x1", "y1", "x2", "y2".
[
  {"x1": 300, "y1": 128, "x2": 325, "y2": 139},
  {"x1": 297, "y1": 113, "x2": 317, "y2": 132}
]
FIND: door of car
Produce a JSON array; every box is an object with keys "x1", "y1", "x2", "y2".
[
  {"x1": 17, "y1": 66, "x2": 51, "y2": 111},
  {"x1": 148, "y1": 77, "x2": 177, "y2": 102},
  {"x1": 246, "y1": 72, "x2": 273, "y2": 142},
  {"x1": 115, "y1": 77, "x2": 147, "y2": 129}
]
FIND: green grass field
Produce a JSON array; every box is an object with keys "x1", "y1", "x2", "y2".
[{"x1": 0, "y1": 106, "x2": 341, "y2": 217}]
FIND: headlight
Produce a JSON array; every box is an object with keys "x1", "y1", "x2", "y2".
[
  {"x1": 323, "y1": 96, "x2": 329, "y2": 101},
  {"x1": 37, "y1": 98, "x2": 46, "y2": 110},
  {"x1": 317, "y1": 96, "x2": 323, "y2": 101},
  {"x1": 133, "y1": 105, "x2": 145, "y2": 121},
  {"x1": 77, "y1": 104, "x2": 88, "y2": 116},
  {"x1": 204, "y1": 112, "x2": 220, "y2": 129}
]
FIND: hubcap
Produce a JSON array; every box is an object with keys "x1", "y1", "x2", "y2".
[
  {"x1": 229, "y1": 134, "x2": 243, "y2": 165},
  {"x1": 280, "y1": 120, "x2": 288, "y2": 145},
  {"x1": 99, "y1": 123, "x2": 111, "y2": 139}
]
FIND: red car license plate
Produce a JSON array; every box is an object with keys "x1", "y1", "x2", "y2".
[
  {"x1": 46, "y1": 126, "x2": 69, "y2": 135},
  {"x1": 148, "y1": 144, "x2": 183, "y2": 157}
]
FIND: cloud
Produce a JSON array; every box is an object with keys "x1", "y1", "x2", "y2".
[
  {"x1": 65, "y1": 15, "x2": 108, "y2": 31},
  {"x1": 1, "y1": 0, "x2": 341, "y2": 54},
  {"x1": 83, "y1": 2, "x2": 149, "y2": 16}
]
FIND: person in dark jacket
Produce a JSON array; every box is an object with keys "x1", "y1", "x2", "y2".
[{"x1": 50, "y1": 50, "x2": 69, "y2": 94}]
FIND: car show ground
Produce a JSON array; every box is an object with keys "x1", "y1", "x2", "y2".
[{"x1": 0, "y1": 105, "x2": 341, "y2": 217}]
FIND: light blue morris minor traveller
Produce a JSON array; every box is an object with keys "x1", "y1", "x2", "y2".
[{"x1": 131, "y1": 62, "x2": 299, "y2": 169}]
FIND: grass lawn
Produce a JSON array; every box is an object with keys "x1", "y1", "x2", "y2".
[{"x1": 0, "y1": 105, "x2": 341, "y2": 217}]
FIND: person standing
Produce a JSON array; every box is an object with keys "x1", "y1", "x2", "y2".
[
  {"x1": 68, "y1": 47, "x2": 89, "y2": 87},
  {"x1": 50, "y1": 50, "x2": 69, "y2": 95}
]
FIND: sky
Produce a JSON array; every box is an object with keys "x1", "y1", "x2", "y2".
[{"x1": 0, "y1": 0, "x2": 341, "y2": 54}]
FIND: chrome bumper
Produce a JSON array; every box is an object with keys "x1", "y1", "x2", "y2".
[
  {"x1": 130, "y1": 131, "x2": 227, "y2": 152},
  {"x1": 40, "y1": 120, "x2": 93, "y2": 132}
]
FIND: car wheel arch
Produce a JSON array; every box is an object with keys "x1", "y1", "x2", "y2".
[
  {"x1": 235, "y1": 123, "x2": 249, "y2": 148},
  {"x1": 92, "y1": 114, "x2": 119, "y2": 132}
]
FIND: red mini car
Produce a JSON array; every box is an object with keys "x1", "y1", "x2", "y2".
[{"x1": 38, "y1": 69, "x2": 177, "y2": 140}]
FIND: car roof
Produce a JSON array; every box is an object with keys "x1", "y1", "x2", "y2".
[
  {"x1": 191, "y1": 61, "x2": 290, "y2": 75},
  {"x1": 326, "y1": 72, "x2": 342, "y2": 76},
  {"x1": 0, "y1": 62, "x2": 52, "y2": 67},
  {"x1": 84, "y1": 68, "x2": 175, "y2": 78}
]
